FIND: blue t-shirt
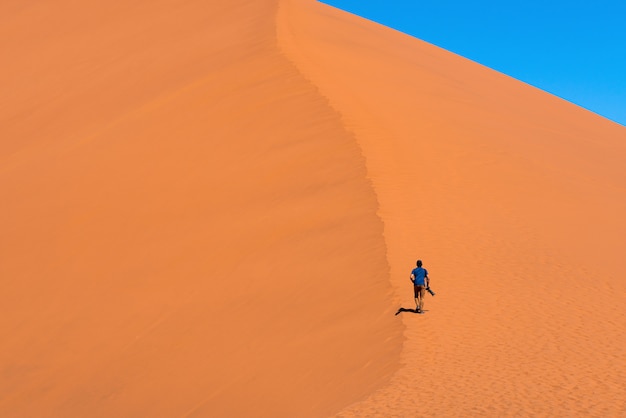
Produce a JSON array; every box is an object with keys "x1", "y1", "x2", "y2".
[{"x1": 411, "y1": 267, "x2": 428, "y2": 286}]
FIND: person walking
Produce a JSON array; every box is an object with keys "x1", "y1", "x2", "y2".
[{"x1": 410, "y1": 260, "x2": 429, "y2": 313}]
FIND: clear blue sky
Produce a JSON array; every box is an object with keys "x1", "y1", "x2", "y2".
[{"x1": 321, "y1": 0, "x2": 626, "y2": 127}]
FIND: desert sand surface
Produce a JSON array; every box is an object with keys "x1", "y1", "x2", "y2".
[{"x1": 1, "y1": 0, "x2": 625, "y2": 417}]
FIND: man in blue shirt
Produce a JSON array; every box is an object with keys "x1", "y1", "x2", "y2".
[{"x1": 410, "y1": 260, "x2": 429, "y2": 313}]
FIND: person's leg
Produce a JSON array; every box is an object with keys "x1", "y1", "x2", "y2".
[
  {"x1": 414, "y1": 285, "x2": 420, "y2": 312},
  {"x1": 418, "y1": 286, "x2": 426, "y2": 312}
]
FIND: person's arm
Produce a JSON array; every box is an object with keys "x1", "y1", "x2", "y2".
[
  {"x1": 410, "y1": 273, "x2": 415, "y2": 284},
  {"x1": 425, "y1": 273, "x2": 430, "y2": 288}
]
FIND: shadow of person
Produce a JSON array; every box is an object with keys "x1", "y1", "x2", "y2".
[{"x1": 395, "y1": 307, "x2": 419, "y2": 315}]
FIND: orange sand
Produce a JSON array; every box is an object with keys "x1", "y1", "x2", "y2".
[{"x1": 2, "y1": 0, "x2": 625, "y2": 417}]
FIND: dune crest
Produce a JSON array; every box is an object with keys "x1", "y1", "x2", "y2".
[{"x1": 278, "y1": 1, "x2": 626, "y2": 416}]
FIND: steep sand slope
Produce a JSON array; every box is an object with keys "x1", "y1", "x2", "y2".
[
  {"x1": 278, "y1": 1, "x2": 626, "y2": 416},
  {"x1": 0, "y1": 1, "x2": 402, "y2": 417}
]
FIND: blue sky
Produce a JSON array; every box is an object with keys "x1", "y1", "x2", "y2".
[{"x1": 321, "y1": 0, "x2": 626, "y2": 127}]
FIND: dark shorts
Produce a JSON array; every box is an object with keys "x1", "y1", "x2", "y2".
[{"x1": 414, "y1": 285, "x2": 425, "y2": 298}]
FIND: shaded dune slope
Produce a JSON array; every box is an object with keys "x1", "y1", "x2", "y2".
[
  {"x1": 279, "y1": 1, "x2": 626, "y2": 417},
  {"x1": 0, "y1": 1, "x2": 401, "y2": 417}
]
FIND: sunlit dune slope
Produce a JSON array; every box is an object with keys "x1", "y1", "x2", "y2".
[
  {"x1": 0, "y1": 1, "x2": 401, "y2": 417},
  {"x1": 3, "y1": 0, "x2": 626, "y2": 416},
  {"x1": 279, "y1": 1, "x2": 626, "y2": 417}
]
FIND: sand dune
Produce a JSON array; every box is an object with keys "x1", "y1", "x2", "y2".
[
  {"x1": 279, "y1": 1, "x2": 626, "y2": 416},
  {"x1": 1, "y1": 1, "x2": 401, "y2": 417},
  {"x1": 2, "y1": 0, "x2": 625, "y2": 417}
]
